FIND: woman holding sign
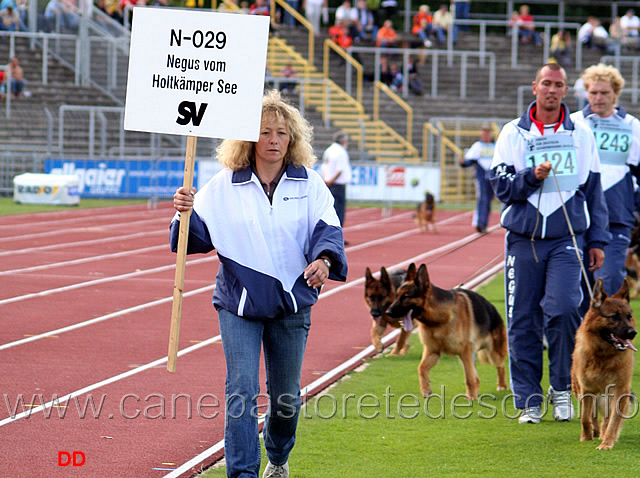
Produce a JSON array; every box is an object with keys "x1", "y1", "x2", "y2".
[{"x1": 171, "y1": 89, "x2": 347, "y2": 478}]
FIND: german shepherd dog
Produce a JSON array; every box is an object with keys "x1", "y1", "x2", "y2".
[
  {"x1": 571, "y1": 278, "x2": 637, "y2": 450},
  {"x1": 386, "y1": 263, "x2": 507, "y2": 399},
  {"x1": 414, "y1": 191, "x2": 437, "y2": 233},
  {"x1": 364, "y1": 267, "x2": 415, "y2": 355}
]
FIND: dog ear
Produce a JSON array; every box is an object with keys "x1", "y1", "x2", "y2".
[
  {"x1": 416, "y1": 264, "x2": 429, "y2": 290},
  {"x1": 380, "y1": 267, "x2": 391, "y2": 286},
  {"x1": 406, "y1": 263, "x2": 417, "y2": 281},
  {"x1": 612, "y1": 277, "x2": 631, "y2": 303},
  {"x1": 365, "y1": 267, "x2": 374, "y2": 285},
  {"x1": 591, "y1": 278, "x2": 607, "y2": 308}
]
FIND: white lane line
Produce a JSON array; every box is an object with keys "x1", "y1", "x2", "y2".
[
  {"x1": 0, "y1": 211, "x2": 478, "y2": 343},
  {"x1": 0, "y1": 285, "x2": 215, "y2": 351},
  {"x1": 0, "y1": 244, "x2": 168, "y2": 276},
  {"x1": 0, "y1": 217, "x2": 168, "y2": 242},
  {"x1": 0, "y1": 332, "x2": 222, "y2": 428},
  {"x1": 163, "y1": 259, "x2": 505, "y2": 478},
  {"x1": 0, "y1": 229, "x2": 165, "y2": 258},
  {"x1": 1, "y1": 211, "x2": 472, "y2": 305},
  {"x1": 0, "y1": 207, "x2": 170, "y2": 231},
  {"x1": 0, "y1": 255, "x2": 217, "y2": 306}
]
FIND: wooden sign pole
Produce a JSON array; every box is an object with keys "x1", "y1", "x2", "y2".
[{"x1": 167, "y1": 135, "x2": 198, "y2": 372}]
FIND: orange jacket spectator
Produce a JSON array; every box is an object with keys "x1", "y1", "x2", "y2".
[
  {"x1": 376, "y1": 19, "x2": 399, "y2": 47},
  {"x1": 412, "y1": 5, "x2": 432, "y2": 35}
]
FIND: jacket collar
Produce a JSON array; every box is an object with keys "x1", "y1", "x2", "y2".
[
  {"x1": 231, "y1": 162, "x2": 308, "y2": 184},
  {"x1": 581, "y1": 103, "x2": 627, "y2": 119},
  {"x1": 518, "y1": 101, "x2": 574, "y2": 133}
]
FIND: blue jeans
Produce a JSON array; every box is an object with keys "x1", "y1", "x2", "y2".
[{"x1": 219, "y1": 306, "x2": 311, "y2": 478}]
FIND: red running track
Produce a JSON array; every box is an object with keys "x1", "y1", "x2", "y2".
[{"x1": 0, "y1": 203, "x2": 505, "y2": 477}]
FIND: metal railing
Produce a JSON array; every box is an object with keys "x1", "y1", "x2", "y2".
[
  {"x1": 346, "y1": 46, "x2": 495, "y2": 100},
  {"x1": 601, "y1": 55, "x2": 640, "y2": 104},
  {"x1": 323, "y1": 39, "x2": 364, "y2": 109},
  {"x1": 373, "y1": 82, "x2": 416, "y2": 156}
]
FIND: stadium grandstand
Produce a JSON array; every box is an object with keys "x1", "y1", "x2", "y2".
[{"x1": 1, "y1": 0, "x2": 638, "y2": 205}]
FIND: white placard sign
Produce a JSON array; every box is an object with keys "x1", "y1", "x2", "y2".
[{"x1": 124, "y1": 7, "x2": 270, "y2": 141}]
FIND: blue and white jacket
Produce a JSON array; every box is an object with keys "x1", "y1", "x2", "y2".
[
  {"x1": 571, "y1": 105, "x2": 640, "y2": 228},
  {"x1": 170, "y1": 163, "x2": 348, "y2": 320},
  {"x1": 489, "y1": 101, "x2": 611, "y2": 249}
]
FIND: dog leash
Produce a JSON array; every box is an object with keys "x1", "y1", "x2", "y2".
[{"x1": 549, "y1": 170, "x2": 594, "y2": 301}]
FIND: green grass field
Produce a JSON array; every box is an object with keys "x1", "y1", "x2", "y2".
[{"x1": 201, "y1": 274, "x2": 640, "y2": 477}]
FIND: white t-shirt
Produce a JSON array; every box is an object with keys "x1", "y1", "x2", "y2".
[
  {"x1": 321, "y1": 142, "x2": 352, "y2": 185},
  {"x1": 621, "y1": 14, "x2": 640, "y2": 37}
]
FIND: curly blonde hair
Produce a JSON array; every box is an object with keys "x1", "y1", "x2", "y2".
[
  {"x1": 581, "y1": 63, "x2": 625, "y2": 97},
  {"x1": 216, "y1": 89, "x2": 316, "y2": 170}
]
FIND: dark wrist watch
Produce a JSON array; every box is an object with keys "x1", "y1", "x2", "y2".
[{"x1": 321, "y1": 258, "x2": 331, "y2": 270}]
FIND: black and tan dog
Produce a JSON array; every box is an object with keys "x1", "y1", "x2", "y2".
[
  {"x1": 571, "y1": 278, "x2": 637, "y2": 450},
  {"x1": 364, "y1": 267, "x2": 414, "y2": 355},
  {"x1": 414, "y1": 191, "x2": 437, "y2": 233},
  {"x1": 386, "y1": 263, "x2": 507, "y2": 399}
]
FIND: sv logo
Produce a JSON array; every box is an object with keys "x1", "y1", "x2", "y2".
[{"x1": 176, "y1": 101, "x2": 208, "y2": 126}]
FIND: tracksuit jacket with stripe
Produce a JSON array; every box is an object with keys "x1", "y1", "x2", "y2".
[
  {"x1": 170, "y1": 163, "x2": 348, "y2": 320},
  {"x1": 490, "y1": 101, "x2": 610, "y2": 249}
]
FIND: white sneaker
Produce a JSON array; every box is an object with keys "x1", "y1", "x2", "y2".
[
  {"x1": 548, "y1": 386, "x2": 575, "y2": 421},
  {"x1": 263, "y1": 461, "x2": 289, "y2": 478},
  {"x1": 518, "y1": 405, "x2": 542, "y2": 424},
  {"x1": 424, "y1": 39, "x2": 432, "y2": 48}
]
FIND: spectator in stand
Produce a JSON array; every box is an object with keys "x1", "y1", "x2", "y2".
[
  {"x1": 335, "y1": 0, "x2": 359, "y2": 40},
  {"x1": 97, "y1": 0, "x2": 124, "y2": 24},
  {"x1": 452, "y1": 0, "x2": 470, "y2": 33},
  {"x1": 354, "y1": 0, "x2": 377, "y2": 42},
  {"x1": 44, "y1": 0, "x2": 78, "y2": 32},
  {"x1": 516, "y1": 4, "x2": 541, "y2": 46},
  {"x1": 375, "y1": 18, "x2": 399, "y2": 47},
  {"x1": 380, "y1": 0, "x2": 396, "y2": 22},
  {"x1": 6, "y1": 56, "x2": 24, "y2": 97},
  {"x1": 303, "y1": 0, "x2": 326, "y2": 37},
  {"x1": 578, "y1": 16, "x2": 612, "y2": 53},
  {"x1": 0, "y1": 5, "x2": 20, "y2": 33},
  {"x1": 550, "y1": 30, "x2": 572, "y2": 67},
  {"x1": 388, "y1": 61, "x2": 403, "y2": 92},
  {"x1": 433, "y1": 3, "x2": 455, "y2": 45},
  {"x1": 279, "y1": 62, "x2": 297, "y2": 93},
  {"x1": 620, "y1": 9, "x2": 640, "y2": 48},
  {"x1": 609, "y1": 16, "x2": 624, "y2": 48},
  {"x1": 412, "y1": 4, "x2": 433, "y2": 48}
]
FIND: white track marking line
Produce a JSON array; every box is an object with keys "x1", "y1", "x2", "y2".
[
  {"x1": 0, "y1": 285, "x2": 214, "y2": 352},
  {"x1": 0, "y1": 255, "x2": 217, "y2": 306},
  {"x1": 0, "y1": 244, "x2": 168, "y2": 275},
  {"x1": 0, "y1": 332, "x2": 222, "y2": 428},
  {"x1": 0, "y1": 216, "x2": 486, "y2": 348},
  {"x1": 0, "y1": 206, "x2": 170, "y2": 230},
  {"x1": 0, "y1": 211, "x2": 472, "y2": 305},
  {"x1": 0, "y1": 216, "x2": 167, "y2": 242},
  {"x1": 0, "y1": 229, "x2": 165, "y2": 258}
]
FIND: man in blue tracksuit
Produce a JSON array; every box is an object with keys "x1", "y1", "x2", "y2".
[
  {"x1": 490, "y1": 63, "x2": 611, "y2": 424},
  {"x1": 571, "y1": 64, "x2": 640, "y2": 312},
  {"x1": 458, "y1": 124, "x2": 496, "y2": 233}
]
